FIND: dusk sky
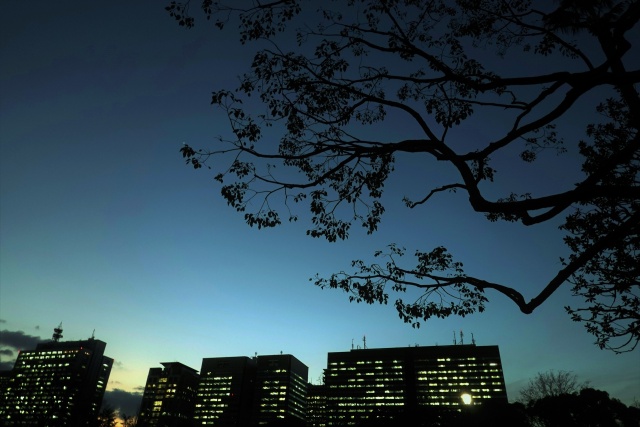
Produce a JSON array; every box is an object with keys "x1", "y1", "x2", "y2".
[{"x1": 1, "y1": 0, "x2": 638, "y2": 415}]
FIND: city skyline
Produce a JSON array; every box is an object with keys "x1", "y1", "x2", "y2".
[
  {"x1": 1, "y1": 0, "x2": 638, "y2": 418},
  {"x1": 0, "y1": 322, "x2": 637, "y2": 415}
]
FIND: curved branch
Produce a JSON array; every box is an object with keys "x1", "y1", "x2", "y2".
[{"x1": 524, "y1": 209, "x2": 640, "y2": 313}]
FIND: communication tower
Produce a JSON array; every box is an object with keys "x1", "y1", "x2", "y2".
[{"x1": 52, "y1": 322, "x2": 63, "y2": 342}]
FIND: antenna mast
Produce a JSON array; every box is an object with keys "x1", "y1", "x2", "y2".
[
  {"x1": 460, "y1": 330, "x2": 464, "y2": 345},
  {"x1": 453, "y1": 331, "x2": 457, "y2": 345},
  {"x1": 471, "y1": 333, "x2": 476, "y2": 345},
  {"x1": 52, "y1": 322, "x2": 63, "y2": 342},
  {"x1": 363, "y1": 335, "x2": 367, "y2": 349}
]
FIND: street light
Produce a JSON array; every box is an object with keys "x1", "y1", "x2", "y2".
[{"x1": 461, "y1": 392, "x2": 472, "y2": 405}]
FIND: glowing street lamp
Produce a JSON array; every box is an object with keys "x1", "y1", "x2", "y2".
[{"x1": 461, "y1": 393, "x2": 473, "y2": 405}]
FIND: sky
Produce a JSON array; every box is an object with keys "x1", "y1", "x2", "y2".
[{"x1": 1, "y1": 0, "x2": 638, "y2": 416}]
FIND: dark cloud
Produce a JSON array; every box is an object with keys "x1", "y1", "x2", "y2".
[
  {"x1": 0, "y1": 360, "x2": 15, "y2": 371},
  {"x1": 0, "y1": 319, "x2": 6, "y2": 323},
  {"x1": 0, "y1": 330, "x2": 47, "y2": 350},
  {"x1": 0, "y1": 330, "x2": 49, "y2": 370},
  {"x1": 103, "y1": 388, "x2": 143, "y2": 416}
]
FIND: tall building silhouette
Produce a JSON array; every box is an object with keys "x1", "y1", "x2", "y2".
[
  {"x1": 324, "y1": 344, "x2": 507, "y2": 426},
  {"x1": 194, "y1": 356, "x2": 257, "y2": 426},
  {"x1": 138, "y1": 361, "x2": 200, "y2": 427},
  {"x1": 253, "y1": 354, "x2": 308, "y2": 426},
  {"x1": 1, "y1": 325, "x2": 113, "y2": 426},
  {"x1": 192, "y1": 354, "x2": 308, "y2": 426},
  {"x1": 306, "y1": 383, "x2": 327, "y2": 427}
]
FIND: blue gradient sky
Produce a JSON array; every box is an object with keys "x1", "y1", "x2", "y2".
[{"x1": 1, "y1": 0, "x2": 638, "y2": 411}]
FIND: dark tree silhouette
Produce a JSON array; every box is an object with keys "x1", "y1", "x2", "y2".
[
  {"x1": 530, "y1": 388, "x2": 640, "y2": 427},
  {"x1": 121, "y1": 413, "x2": 139, "y2": 427},
  {"x1": 95, "y1": 405, "x2": 118, "y2": 427},
  {"x1": 518, "y1": 370, "x2": 584, "y2": 406},
  {"x1": 171, "y1": 0, "x2": 640, "y2": 351}
]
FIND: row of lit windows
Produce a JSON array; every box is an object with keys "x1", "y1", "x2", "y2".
[
  {"x1": 417, "y1": 371, "x2": 502, "y2": 377},
  {"x1": 363, "y1": 389, "x2": 403, "y2": 394},
  {"x1": 16, "y1": 361, "x2": 73, "y2": 368},
  {"x1": 420, "y1": 388, "x2": 503, "y2": 394},
  {"x1": 415, "y1": 367, "x2": 502, "y2": 374},
  {"x1": 436, "y1": 357, "x2": 476, "y2": 362},
  {"x1": 260, "y1": 399, "x2": 286, "y2": 405},
  {"x1": 330, "y1": 366, "x2": 403, "y2": 372},
  {"x1": 418, "y1": 362, "x2": 500, "y2": 368},
  {"x1": 197, "y1": 390, "x2": 232, "y2": 398},
  {"x1": 19, "y1": 351, "x2": 78, "y2": 358},
  {"x1": 330, "y1": 357, "x2": 498, "y2": 366},
  {"x1": 417, "y1": 380, "x2": 502, "y2": 385},
  {"x1": 198, "y1": 382, "x2": 232, "y2": 388},
  {"x1": 205, "y1": 375, "x2": 232, "y2": 380},
  {"x1": 14, "y1": 373, "x2": 72, "y2": 380},
  {"x1": 327, "y1": 395, "x2": 404, "y2": 402},
  {"x1": 335, "y1": 395, "x2": 405, "y2": 401},
  {"x1": 329, "y1": 376, "x2": 403, "y2": 382},
  {"x1": 418, "y1": 370, "x2": 502, "y2": 377},
  {"x1": 329, "y1": 383, "x2": 393, "y2": 389},
  {"x1": 332, "y1": 401, "x2": 404, "y2": 407}
]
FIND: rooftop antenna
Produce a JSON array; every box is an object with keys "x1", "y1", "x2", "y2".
[
  {"x1": 460, "y1": 330, "x2": 464, "y2": 345},
  {"x1": 363, "y1": 335, "x2": 367, "y2": 349},
  {"x1": 351, "y1": 338, "x2": 354, "y2": 350},
  {"x1": 471, "y1": 333, "x2": 476, "y2": 345},
  {"x1": 453, "y1": 330, "x2": 457, "y2": 345},
  {"x1": 90, "y1": 329, "x2": 95, "y2": 340},
  {"x1": 52, "y1": 322, "x2": 63, "y2": 342}
]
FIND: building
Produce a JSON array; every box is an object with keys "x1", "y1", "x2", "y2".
[
  {"x1": 193, "y1": 354, "x2": 309, "y2": 426},
  {"x1": 1, "y1": 325, "x2": 113, "y2": 426},
  {"x1": 324, "y1": 344, "x2": 507, "y2": 426},
  {"x1": 253, "y1": 354, "x2": 308, "y2": 426},
  {"x1": 306, "y1": 384, "x2": 327, "y2": 427},
  {"x1": 138, "y1": 361, "x2": 200, "y2": 427},
  {"x1": 194, "y1": 356, "x2": 257, "y2": 426}
]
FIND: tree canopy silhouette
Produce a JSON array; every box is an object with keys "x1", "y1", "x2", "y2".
[
  {"x1": 518, "y1": 370, "x2": 585, "y2": 406},
  {"x1": 529, "y1": 388, "x2": 640, "y2": 427},
  {"x1": 171, "y1": 0, "x2": 640, "y2": 352}
]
